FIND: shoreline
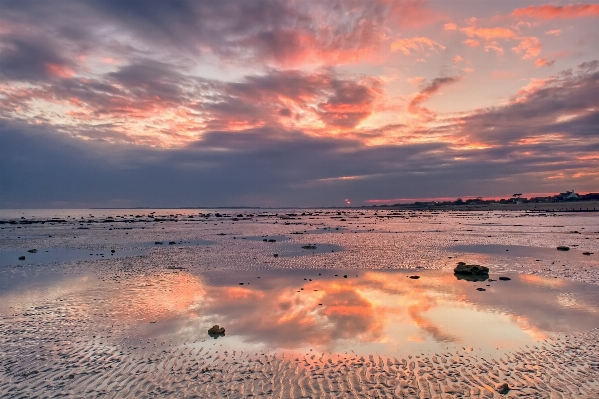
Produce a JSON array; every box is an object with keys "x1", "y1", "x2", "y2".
[{"x1": 365, "y1": 200, "x2": 599, "y2": 212}]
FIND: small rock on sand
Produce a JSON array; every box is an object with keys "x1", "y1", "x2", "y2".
[
  {"x1": 208, "y1": 325, "x2": 225, "y2": 335},
  {"x1": 499, "y1": 276, "x2": 511, "y2": 281},
  {"x1": 556, "y1": 246, "x2": 570, "y2": 251},
  {"x1": 409, "y1": 275, "x2": 420, "y2": 279},
  {"x1": 496, "y1": 382, "x2": 510, "y2": 394}
]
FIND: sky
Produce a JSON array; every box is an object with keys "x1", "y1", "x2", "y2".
[{"x1": 1, "y1": 0, "x2": 598, "y2": 208}]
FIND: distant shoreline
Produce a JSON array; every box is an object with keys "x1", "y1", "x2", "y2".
[{"x1": 365, "y1": 200, "x2": 599, "y2": 212}]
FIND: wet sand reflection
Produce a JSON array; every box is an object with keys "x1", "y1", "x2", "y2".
[{"x1": 116, "y1": 268, "x2": 599, "y2": 356}]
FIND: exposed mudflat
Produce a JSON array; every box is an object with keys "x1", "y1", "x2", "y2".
[{"x1": 1, "y1": 209, "x2": 599, "y2": 398}]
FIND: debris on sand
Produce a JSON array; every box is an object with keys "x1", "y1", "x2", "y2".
[{"x1": 454, "y1": 262, "x2": 489, "y2": 276}]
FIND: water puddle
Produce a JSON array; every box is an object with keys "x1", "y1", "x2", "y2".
[
  {"x1": 0, "y1": 248, "x2": 147, "y2": 267},
  {"x1": 124, "y1": 269, "x2": 599, "y2": 358}
]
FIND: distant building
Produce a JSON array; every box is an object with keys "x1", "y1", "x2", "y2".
[{"x1": 558, "y1": 190, "x2": 580, "y2": 201}]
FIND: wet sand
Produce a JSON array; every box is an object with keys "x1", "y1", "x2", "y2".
[{"x1": 1, "y1": 209, "x2": 599, "y2": 398}]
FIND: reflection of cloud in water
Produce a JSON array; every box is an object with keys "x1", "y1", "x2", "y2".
[{"x1": 92, "y1": 269, "x2": 599, "y2": 355}]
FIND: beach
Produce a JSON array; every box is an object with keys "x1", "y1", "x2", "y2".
[{"x1": 1, "y1": 209, "x2": 599, "y2": 398}]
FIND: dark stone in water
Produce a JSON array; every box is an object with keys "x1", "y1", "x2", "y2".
[
  {"x1": 111, "y1": 249, "x2": 116, "y2": 253},
  {"x1": 268, "y1": 239, "x2": 276, "y2": 242},
  {"x1": 409, "y1": 275, "x2": 420, "y2": 279},
  {"x1": 18, "y1": 256, "x2": 26, "y2": 260},
  {"x1": 454, "y1": 262, "x2": 489, "y2": 275},
  {"x1": 169, "y1": 241, "x2": 176, "y2": 245},
  {"x1": 499, "y1": 277, "x2": 511, "y2": 281},
  {"x1": 273, "y1": 253, "x2": 278, "y2": 258},
  {"x1": 27, "y1": 249, "x2": 37, "y2": 253},
  {"x1": 302, "y1": 245, "x2": 317, "y2": 249},
  {"x1": 208, "y1": 325, "x2": 225, "y2": 337},
  {"x1": 556, "y1": 246, "x2": 570, "y2": 251},
  {"x1": 155, "y1": 241, "x2": 163, "y2": 245}
]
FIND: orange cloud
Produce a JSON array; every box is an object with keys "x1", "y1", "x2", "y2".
[
  {"x1": 512, "y1": 37, "x2": 542, "y2": 59},
  {"x1": 535, "y1": 58, "x2": 555, "y2": 67},
  {"x1": 513, "y1": 4, "x2": 599, "y2": 19},
  {"x1": 390, "y1": 37, "x2": 445, "y2": 55},
  {"x1": 460, "y1": 26, "x2": 518, "y2": 41},
  {"x1": 464, "y1": 39, "x2": 480, "y2": 47}
]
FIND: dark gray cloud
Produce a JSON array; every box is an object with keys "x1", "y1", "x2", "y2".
[{"x1": 0, "y1": 0, "x2": 414, "y2": 67}]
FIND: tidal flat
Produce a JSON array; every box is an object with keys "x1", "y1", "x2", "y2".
[{"x1": 1, "y1": 209, "x2": 598, "y2": 398}]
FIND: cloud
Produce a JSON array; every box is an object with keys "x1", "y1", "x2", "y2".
[
  {"x1": 0, "y1": 35, "x2": 76, "y2": 82},
  {"x1": 545, "y1": 29, "x2": 562, "y2": 36},
  {"x1": 0, "y1": 65, "x2": 384, "y2": 143},
  {"x1": 535, "y1": 58, "x2": 555, "y2": 67},
  {"x1": 407, "y1": 76, "x2": 461, "y2": 118},
  {"x1": 3, "y1": 58, "x2": 599, "y2": 210},
  {"x1": 512, "y1": 37, "x2": 542, "y2": 59},
  {"x1": 512, "y1": 4, "x2": 599, "y2": 19},
  {"x1": 0, "y1": 0, "x2": 433, "y2": 68},
  {"x1": 390, "y1": 36, "x2": 445, "y2": 55},
  {"x1": 460, "y1": 26, "x2": 518, "y2": 41}
]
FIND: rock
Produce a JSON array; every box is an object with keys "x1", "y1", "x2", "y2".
[
  {"x1": 169, "y1": 241, "x2": 176, "y2": 245},
  {"x1": 476, "y1": 287, "x2": 486, "y2": 291},
  {"x1": 409, "y1": 275, "x2": 420, "y2": 279},
  {"x1": 499, "y1": 277, "x2": 511, "y2": 281},
  {"x1": 268, "y1": 239, "x2": 276, "y2": 242},
  {"x1": 273, "y1": 253, "x2": 278, "y2": 258},
  {"x1": 454, "y1": 262, "x2": 489, "y2": 275},
  {"x1": 208, "y1": 325, "x2": 225, "y2": 336},
  {"x1": 343, "y1": 275, "x2": 348, "y2": 278},
  {"x1": 18, "y1": 256, "x2": 26, "y2": 260},
  {"x1": 111, "y1": 249, "x2": 116, "y2": 253},
  {"x1": 27, "y1": 249, "x2": 37, "y2": 253},
  {"x1": 155, "y1": 241, "x2": 163, "y2": 245},
  {"x1": 582, "y1": 252, "x2": 593, "y2": 255},
  {"x1": 301, "y1": 245, "x2": 317, "y2": 249},
  {"x1": 556, "y1": 246, "x2": 570, "y2": 251},
  {"x1": 496, "y1": 382, "x2": 510, "y2": 395}
]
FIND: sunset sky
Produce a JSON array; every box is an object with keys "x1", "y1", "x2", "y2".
[{"x1": 1, "y1": 1, "x2": 598, "y2": 208}]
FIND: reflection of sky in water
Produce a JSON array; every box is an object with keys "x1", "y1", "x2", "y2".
[{"x1": 117, "y1": 269, "x2": 599, "y2": 358}]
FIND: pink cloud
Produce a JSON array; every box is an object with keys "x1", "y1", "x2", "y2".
[
  {"x1": 512, "y1": 37, "x2": 542, "y2": 59},
  {"x1": 390, "y1": 37, "x2": 445, "y2": 55},
  {"x1": 513, "y1": 4, "x2": 599, "y2": 19},
  {"x1": 545, "y1": 29, "x2": 562, "y2": 36},
  {"x1": 535, "y1": 58, "x2": 555, "y2": 67}
]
